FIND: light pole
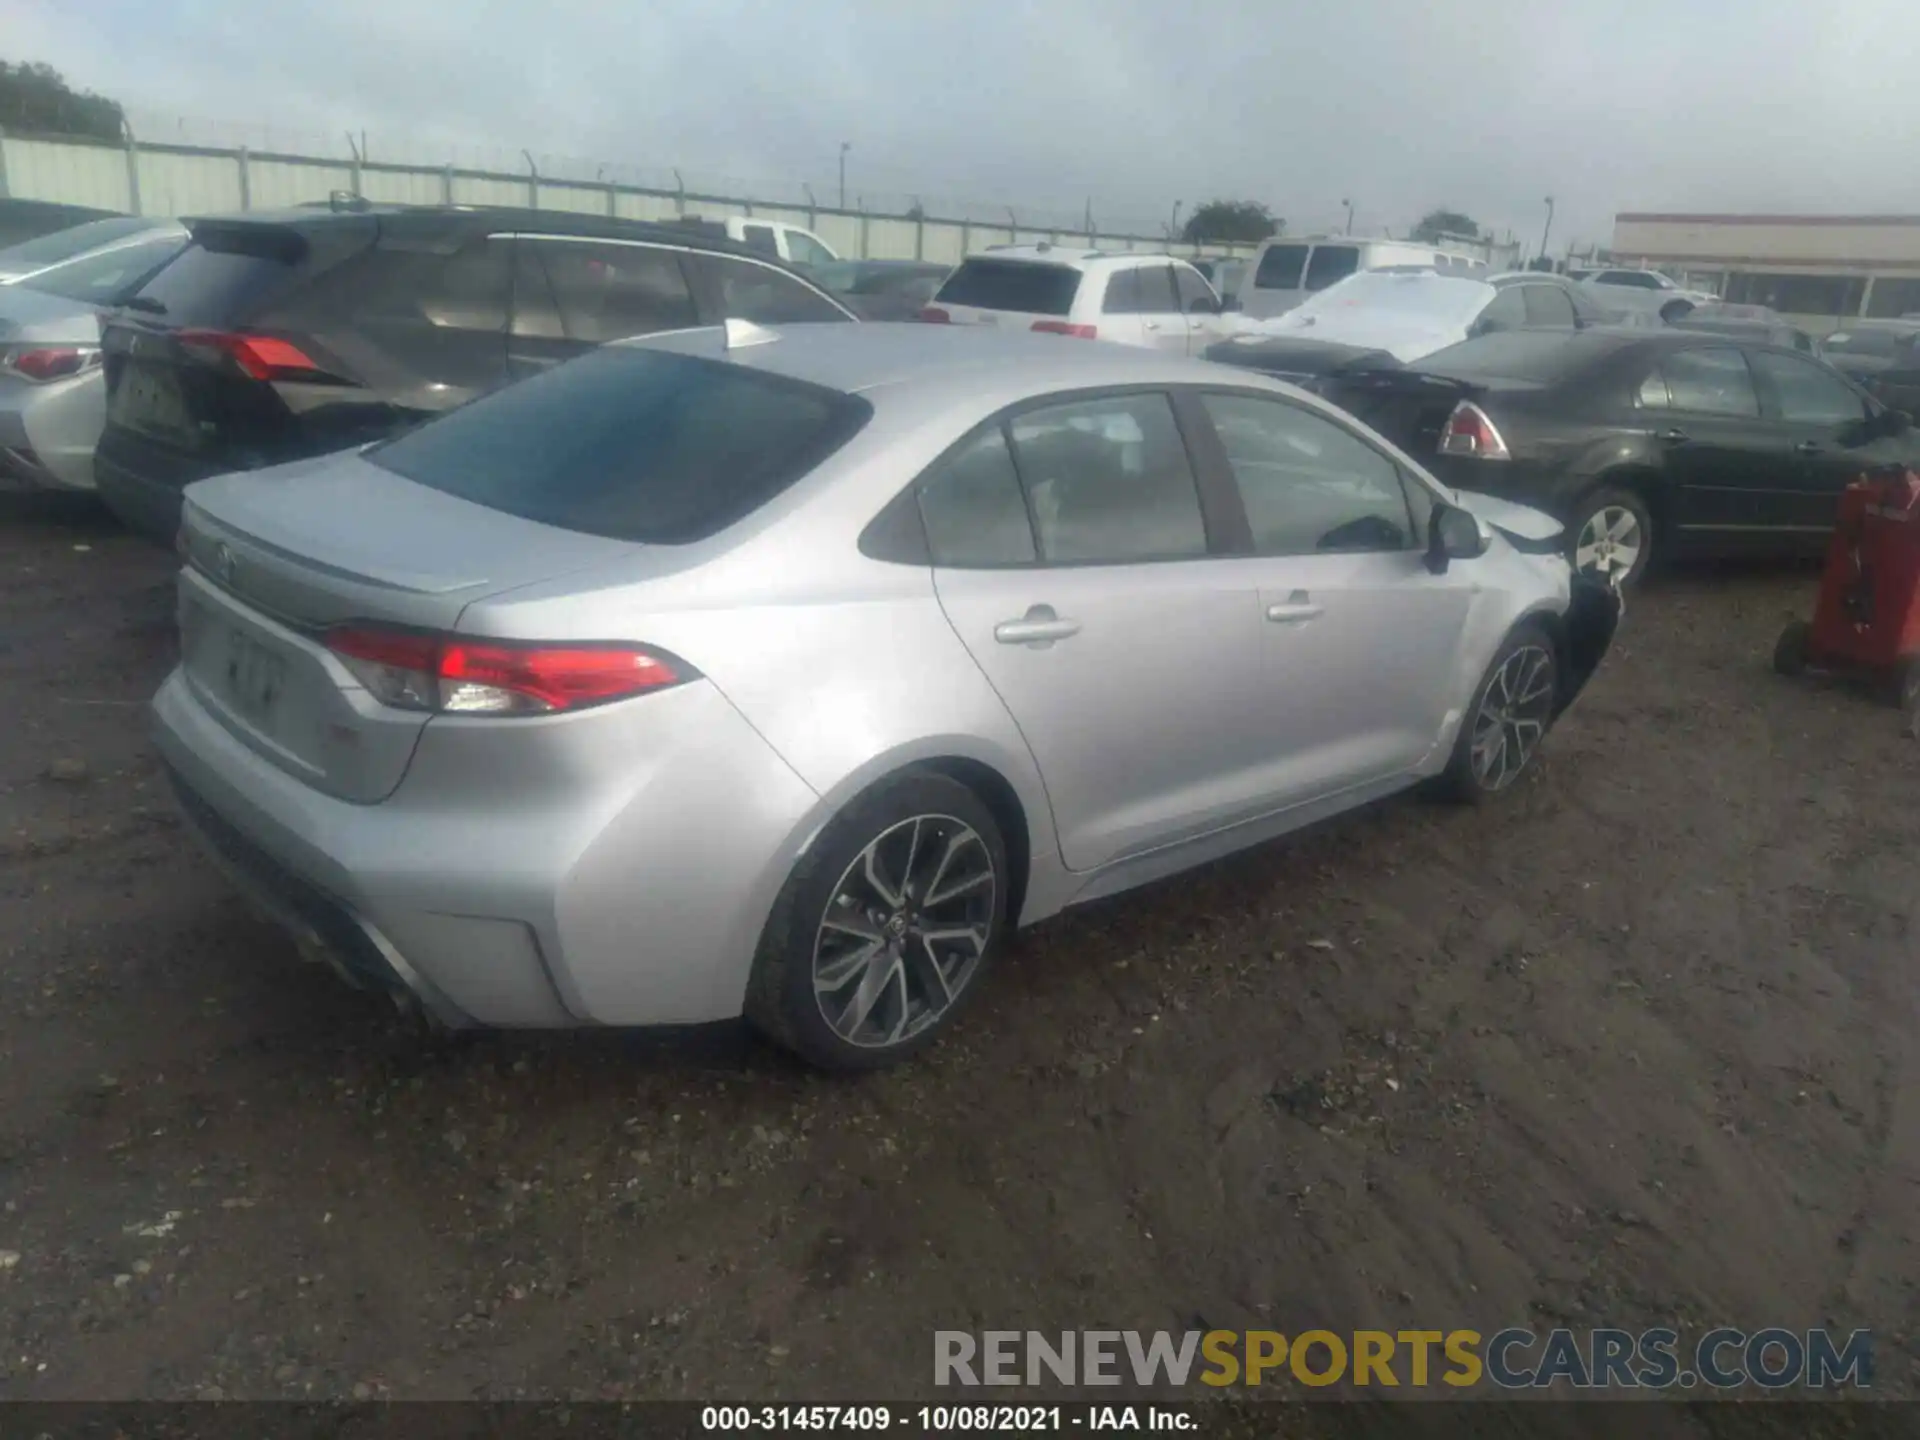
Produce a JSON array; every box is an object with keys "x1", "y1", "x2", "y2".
[
  {"x1": 1342, "y1": 199, "x2": 1354, "y2": 234},
  {"x1": 838, "y1": 142, "x2": 851, "y2": 210},
  {"x1": 1169, "y1": 200, "x2": 1183, "y2": 242},
  {"x1": 1539, "y1": 196, "x2": 1555, "y2": 267}
]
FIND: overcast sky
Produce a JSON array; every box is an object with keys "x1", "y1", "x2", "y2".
[{"x1": 6, "y1": 0, "x2": 1915, "y2": 251}]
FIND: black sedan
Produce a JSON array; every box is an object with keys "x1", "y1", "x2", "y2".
[
  {"x1": 810, "y1": 260, "x2": 952, "y2": 321},
  {"x1": 1307, "y1": 328, "x2": 1916, "y2": 587}
]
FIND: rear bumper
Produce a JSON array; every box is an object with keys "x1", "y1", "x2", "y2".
[{"x1": 151, "y1": 665, "x2": 821, "y2": 1029}]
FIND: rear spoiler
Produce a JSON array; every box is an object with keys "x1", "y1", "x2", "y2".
[{"x1": 185, "y1": 218, "x2": 315, "y2": 264}]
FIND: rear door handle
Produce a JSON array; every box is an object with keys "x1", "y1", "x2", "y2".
[
  {"x1": 1266, "y1": 590, "x2": 1324, "y2": 625},
  {"x1": 1793, "y1": 439, "x2": 1824, "y2": 455},
  {"x1": 1143, "y1": 321, "x2": 1162, "y2": 332},
  {"x1": 1657, "y1": 428, "x2": 1690, "y2": 445},
  {"x1": 994, "y1": 605, "x2": 1081, "y2": 647}
]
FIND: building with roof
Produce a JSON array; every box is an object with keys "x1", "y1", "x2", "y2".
[{"x1": 1610, "y1": 213, "x2": 1920, "y2": 332}]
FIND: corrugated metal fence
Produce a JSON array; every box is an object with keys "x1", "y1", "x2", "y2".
[{"x1": 0, "y1": 129, "x2": 1261, "y2": 264}]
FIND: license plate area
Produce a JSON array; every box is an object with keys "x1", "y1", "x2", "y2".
[
  {"x1": 220, "y1": 626, "x2": 288, "y2": 727},
  {"x1": 110, "y1": 362, "x2": 198, "y2": 446}
]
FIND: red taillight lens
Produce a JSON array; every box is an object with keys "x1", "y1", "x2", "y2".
[
  {"x1": 1438, "y1": 401, "x2": 1511, "y2": 460},
  {"x1": 917, "y1": 306, "x2": 952, "y2": 323},
  {"x1": 3, "y1": 345, "x2": 98, "y2": 382},
  {"x1": 1031, "y1": 321, "x2": 1098, "y2": 339},
  {"x1": 176, "y1": 330, "x2": 327, "y2": 382},
  {"x1": 325, "y1": 625, "x2": 688, "y2": 716}
]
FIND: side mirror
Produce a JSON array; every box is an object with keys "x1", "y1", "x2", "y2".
[
  {"x1": 1426, "y1": 503, "x2": 1489, "y2": 574},
  {"x1": 1188, "y1": 295, "x2": 1221, "y2": 315}
]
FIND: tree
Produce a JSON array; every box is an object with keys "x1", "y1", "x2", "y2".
[
  {"x1": 1182, "y1": 199, "x2": 1280, "y2": 245},
  {"x1": 1412, "y1": 209, "x2": 1479, "y2": 244},
  {"x1": 0, "y1": 60, "x2": 126, "y2": 141}
]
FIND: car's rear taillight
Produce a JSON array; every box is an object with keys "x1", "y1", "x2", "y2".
[
  {"x1": 917, "y1": 306, "x2": 951, "y2": 323},
  {"x1": 1032, "y1": 321, "x2": 1098, "y2": 339},
  {"x1": 1438, "y1": 401, "x2": 1511, "y2": 460},
  {"x1": 175, "y1": 330, "x2": 330, "y2": 382},
  {"x1": 325, "y1": 625, "x2": 691, "y2": 716},
  {"x1": 2, "y1": 345, "x2": 100, "y2": 382}
]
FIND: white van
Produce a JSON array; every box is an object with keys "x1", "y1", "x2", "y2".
[{"x1": 1238, "y1": 236, "x2": 1458, "y2": 319}]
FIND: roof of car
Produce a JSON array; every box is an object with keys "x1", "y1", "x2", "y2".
[
  {"x1": 971, "y1": 244, "x2": 1191, "y2": 269},
  {"x1": 623, "y1": 319, "x2": 1277, "y2": 402}
]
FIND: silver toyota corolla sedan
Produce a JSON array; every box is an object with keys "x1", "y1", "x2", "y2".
[{"x1": 154, "y1": 321, "x2": 1618, "y2": 1070}]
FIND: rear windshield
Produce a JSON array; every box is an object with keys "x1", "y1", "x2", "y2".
[
  {"x1": 368, "y1": 346, "x2": 871, "y2": 544},
  {"x1": 0, "y1": 216, "x2": 158, "y2": 271},
  {"x1": 128, "y1": 245, "x2": 304, "y2": 326},
  {"x1": 19, "y1": 234, "x2": 185, "y2": 305},
  {"x1": 1418, "y1": 330, "x2": 1617, "y2": 383},
  {"x1": 1253, "y1": 243, "x2": 1309, "y2": 290},
  {"x1": 934, "y1": 258, "x2": 1081, "y2": 316},
  {"x1": 1304, "y1": 245, "x2": 1361, "y2": 291}
]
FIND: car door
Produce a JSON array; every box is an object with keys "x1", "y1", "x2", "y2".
[
  {"x1": 1188, "y1": 390, "x2": 1476, "y2": 803},
  {"x1": 1745, "y1": 348, "x2": 1882, "y2": 540},
  {"x1": 505, "y1": 236, "x2": 700, "y2": 380},
  {"x1": 1171, "y1": 262, "x2": 1222, "y2": 355},
  {"x1": 1133, "y1": 264, "x2": 1189, "y2": 354},
  {"x1": 921, "y1": 390, "x2": 1268, "y2": 872},
  {"x1": 1097, "y1": 266, "x2": 1152, "y2": 348},
  {"x1": 1635, "y1": 345, "x2": 1804, "y2": 538}
]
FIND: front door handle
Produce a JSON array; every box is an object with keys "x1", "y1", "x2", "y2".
[
  {"x1": 1794, "y1": 439, "x2": 1824, "y2": 455},
  {"x1": 1266, "y1": 590, "x2": 1325, "y2": 624},
  {"x1": 1143, "y1": 320, "x2": 1162, "y2": 332},
  {"x1": 994, "y1": 604, "x2": 1081, "y2": 647},
  {"x1": 1657, "y1": 427, "x2": 1690, "y2": 445}
]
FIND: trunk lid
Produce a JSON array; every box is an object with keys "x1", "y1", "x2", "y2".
[{"x1": 177, "y1": 452, "x2": 644, "y2": 802}]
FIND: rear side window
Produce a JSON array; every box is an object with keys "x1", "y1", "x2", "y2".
[
  {"x1": 1304, "y1": 246, "x2": 1360, "y2": 291},
  {"x1": 740, "y1": 225, "x2": 779, "y2": 255},
  {"x1": 530, "y1": 240, "x2": 698, "y2": 343},
  {"x1": 1661, "y1": 347, "x2": 1759, "y2": 416},
  {"x1": 701, "y1": 255, "x2": 850, "y2": 324},
  {"x1": 1102, "y1": 267, "x2": 1144, "y2": 315},
  {"x1": 935, "y1": 259, "x2": 1082, "y2": 316},
  {"x1": 918, "y1": 428, "x2": 1036, "y2": 566},
  {"x1": 1253, "y1": 243, "x2": 1308, "y2": 290},
  {"x1": 1521, "y1": 285, "x2": 1578, "y2": 327},
  {"x1": 367, "y1": 346, "x2": 870, "y2": 543}
]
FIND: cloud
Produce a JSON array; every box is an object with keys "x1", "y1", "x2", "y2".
[{"x1": 5, "y1": 0, "x2": 1916, "y2": 250}]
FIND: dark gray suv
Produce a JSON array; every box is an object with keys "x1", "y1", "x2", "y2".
[{"x1": 94, "y1": 203, "x2": 856, "y2": 541}]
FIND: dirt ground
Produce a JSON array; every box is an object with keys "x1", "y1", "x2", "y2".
[{"x1": 0, "y1": 490, "x2": 1914, "y2": 1405}]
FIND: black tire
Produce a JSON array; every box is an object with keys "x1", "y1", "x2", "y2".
[
  {"x1": 1773, "y1": 620, "x2": 1812, "y2": 677},
  {"x1": 1567, "y1": 484, "x2": 1655, "y2": 590},
  {"x1": 1901, "y1": 660, "x2": 1920, "y2": 741},
  {"x1": 1659, "y1": 298, "x2": 1695, "y2": 324},
  {"x1": 1438, "y1": 623, "x2": 1560, "y2": 805},
  {"x1": 745, "y1": 769, "x2": 1009, "y2": 1072}
]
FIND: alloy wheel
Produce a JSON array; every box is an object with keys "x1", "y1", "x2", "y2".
[
  {"x1": 812, "y1": 814, "x2": 996, "y2": 1049},
  {"x1": 1471, "y1": 645, "x2": 1555, "y2": 791},
  {"x1": 1575, "y1": 505, "x2": 1643, "y2": 584}
]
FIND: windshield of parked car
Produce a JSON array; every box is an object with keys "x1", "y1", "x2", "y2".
[
  {"x1": 17, "y1": 233, "x2": 186, "y2": 304},
  {"x1": 0, "y1": 216, "x2": 158, "y2": 272},
  {"x1": 933, "y1": 258, "x2": 1081, "y2": 315},
  {"x1": 368, "y1": 345, "x2": 871, "y2": 544},
  {"x1": 1277, "y1": 272, "x2": 1495, "y2": 329}
]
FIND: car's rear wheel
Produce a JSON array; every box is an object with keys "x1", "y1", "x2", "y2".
[
  {"x1": 1569, "y1": 486, "x2": 1653, "y2": 589},
  {"x1": 746, "y1": 770, "x2": 1008, "y2": 1072},
  {"x1": 1773, "y1": 619, "x2": 1812, "y2": 677},
  {"x1": 1439, "y1": 624, "x2": 1559, "y2": 804}
]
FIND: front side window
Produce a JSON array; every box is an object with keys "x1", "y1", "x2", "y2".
[
  {"x1": 1477, "y1": 287, "x2": 1530, "y2": 332},
  {"x1": 1198, "y1": 393, "x2": 1414, "y2": 554},
  {"x1": 1749, "y1": 350, "x2": 1866, "y2": 425},
  {"x1": 918, "y1": 427, "x2": 1036, "y2": 567},
  {"x1": 701, "y1": 255, "x2": 851, "y2": 324},
  {"x1": 526, "y1": 240, "x2": 698, "y2": 344},
  {"x1": 1173, "y1": 264, "x2": 1217, "y2": 311},
  {"x1": 1007, "y1": 393, "x2": 1207, "y2": 563},
  {"x1": 739, "y1": 224, "x2": 779, "y2": 256},
  {"x1": 1661, "y1": 347, "x2": 1759, "y2": 417}
]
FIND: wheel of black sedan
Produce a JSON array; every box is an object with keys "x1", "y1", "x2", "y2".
[
  {"x1": 1569, "y1": 485, "x2": 1654, "y2": 589},
  {"x1": 746, "y1": 769, "x2": 1008, "y2": 1071}
]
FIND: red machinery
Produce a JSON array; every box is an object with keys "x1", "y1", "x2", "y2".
[{"x1": 1774, "y1": 464, "x2": 1920, "y2": 737}]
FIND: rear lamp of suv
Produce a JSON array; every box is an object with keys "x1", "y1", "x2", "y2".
[
  {"x1": 1438, "y1": 401, "x2": 1511, "y2": 460},
  {"x1": 325, "y1": 625, "x2": 693, "y2": 716},
  {"x1": 175, "y1": 330, "x2": 329, "y2": 382},
  {"x1": 1031, "y1": 321, "x2": 1098, "y2": 339}
]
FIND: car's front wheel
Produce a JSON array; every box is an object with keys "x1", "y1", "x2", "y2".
[
  {"x1": 1569, "y1": 485, "x2": 1654, "y2": 589},
  {"x1": 1439, "y1": 624, "x2": 1560, "y2": 803},
  {"x1": 747, "y1": 769, "x2": 1008, "y2": 1071}
]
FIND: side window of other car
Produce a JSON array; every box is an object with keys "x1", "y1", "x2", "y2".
[
  {"x1": 739, "y1": 224, "x2": 780, "y2": 256},
  {"x1": 1661, "y1": 347, "x2": 1760, "y2": 417},
  {"x1": 701, "y1": 255, "x2": 851, "y2": 324},
  {"x1": 1172, "y1": 264, "x2": 1216, "y2": 313},
  {"x1": 1139, "y1": 264, "x2": 1179, "y2": 314},
  {"x1": 1007, "y1": 393, "x2": 1209, "y2": 563},
  {"x1": 1748, "y1": 350, "x2": 1867, "y2": 425},
  {"x1": 533, "y1": 241, "x2": 699, "y2": 344},
  {"x1": 1102, "y1": 267, "x2": 1144, "y2": 315},
  {"x1": 1521, "y1": 284, "x2": 1578, "y2": 328},
  {"x1": 786, "y1": 230, "x2": 836, "y2": 268},
  {"x1": 917, "y1": 427, "x2": 1037, "y2": 567},
  {"x1": 1198, "y1": 392, "x2": 1415, "y2": 554},
  {"x1": 1477, "y1": 286, "x2": 1530, "y2": 333}
]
